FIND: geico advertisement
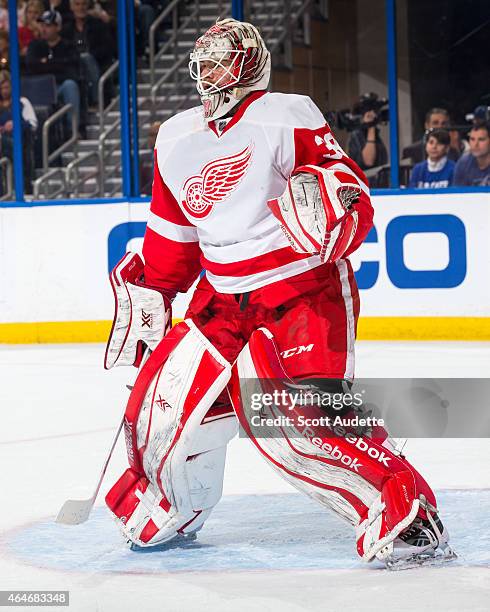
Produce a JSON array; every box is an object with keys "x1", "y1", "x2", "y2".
[{"x1": 0, "y1": 192, "x2": 489, "y2": 323}]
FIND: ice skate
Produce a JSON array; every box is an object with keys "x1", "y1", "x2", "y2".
[{"x1": 379, "y1": 499, "x2": 457, "y2": 571}]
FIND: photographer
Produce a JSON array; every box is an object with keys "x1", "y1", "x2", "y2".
[{"x1": 347, "y1": 93, "x2": 388, "y2": 173}]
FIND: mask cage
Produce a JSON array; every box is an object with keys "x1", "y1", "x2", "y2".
[{"x1": 189, "y1": 49, "x2": 247, "y2": 95}]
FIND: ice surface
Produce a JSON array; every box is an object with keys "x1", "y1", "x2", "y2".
[
  {"x1": 3, "y1": 491, "x2": 490, "y2": 574},
  {"x1": 0, "y1": 342, "x2": 489, "y2": 611}
]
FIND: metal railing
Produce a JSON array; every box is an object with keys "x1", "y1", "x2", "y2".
[
  {"x1": 42, "y1": 104, "x2": 78, "y2": 173},
  {"x1": 0, "y1": 157, "x2": 13, "y2": 201},
  {"x1": 32, "y1": 167, "x2": 67, "y2": 199},
  {"x1": 150, "y1": 53, "x2": 190, "y2": 119},
  {"x1": 66, "y1": 151, "x2": 102, "y2": 198},
  {"x1": 98, "y1": 61, "x2": 120, "y2": 132},
  {"x1": 149, "y1": 0, "x2": 199, "y2": 86},
  {"x1": 248, "y1": 0, "x2": 312, "y2": 69},
  {"x1": 98, "y1": 118, "x2": 122, "y2": 195}
]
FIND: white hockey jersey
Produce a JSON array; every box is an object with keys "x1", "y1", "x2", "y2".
[{"x1": 143, "y1": 91, "x2": 373, "y2": 295}]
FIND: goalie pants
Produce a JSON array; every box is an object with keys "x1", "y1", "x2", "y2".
[{"x1": 186, "y1": 259, "x2": 359, "y2": 382}]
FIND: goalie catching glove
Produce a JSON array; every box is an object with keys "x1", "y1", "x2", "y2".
[
  {"x1": 268, "y1": 165, "x2": 362, "y2": 263},
  {"x1": 104, "y1": 252, "x2": 173, "y2": 369}
]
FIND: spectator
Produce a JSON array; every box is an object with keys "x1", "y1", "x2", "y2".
[
  {"x1": 18, "y1": 0, "x2": 44, "y2": 56},
  {"x1": 88, "y1": 0, "x2": 115, "y2": 25},
  {"x1": 62, "y1": 0, "x2": 115, "y2": 105},
  {"x1": 135, "y1": 0, "x2": 157, "y2": 59},
  {"x1": 0, "y1": 30, "x2": 8, "y2": 68},
  {"x1": 453, "y1": 124, "x2": 490, "y2": 187},
  {"x1": 0, "y1": 0, "x2": 26, "y2": 31},
  {"x1": 348, "y1": 96, "x2": 388, "y2": 175},
  {"x1": 0, "y1": 69, "x2": 37, "y2": 130},
  {"x1": 44, "y1": 0, "x2": 71, "y2": 21},
  {"x1": 403, "y1": 107, "x2": 464, "y2": 164},
  {"x1": 0, "y1": 0, "x2": 8, "y2": 31},
  {"x1": 26, "y1": 10, "x2": 82, "y2": 134},
  {"x1": 408, "y1": 129, "x2": 455, "y2": 189},
  {"x1": 0, "y1": 70, "x2": 37, "y2": 191}
]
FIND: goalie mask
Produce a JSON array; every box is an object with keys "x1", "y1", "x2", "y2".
[{"x1": 189, "y1": 18, "x2": 271, "y2": 121}]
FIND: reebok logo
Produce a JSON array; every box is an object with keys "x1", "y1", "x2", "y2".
[
  {"x1": 302, "y1": 427, "x2": 362, "y2": 472},
  {"x1": 281, "y1": 344, "x2": 314, "y2": 359},
  {"x1": 141, "y1": 310, "x2": 153, "y2": 328},
  {"x1": 345, "y1": 434, "x2": 391, "y2": 467}
]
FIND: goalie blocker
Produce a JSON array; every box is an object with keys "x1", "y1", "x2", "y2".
[
  {"x1": 104, "y1": 252, "x2": 173, "y2": 369},
  {"x1": 267, "y1": 164, "x2": 364, "y2": 263}
]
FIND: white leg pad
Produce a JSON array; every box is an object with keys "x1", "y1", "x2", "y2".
[{"x1": 106, "y1": 320, "x2": 237, "y2": 547}]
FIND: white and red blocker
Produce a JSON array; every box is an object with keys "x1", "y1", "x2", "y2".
[
  {"x1": 106, "y1": 320, "x2": 237, "y2": 547},
  {"x1": 229, "y1": 327, "x2": 443, "y2": 562},
  {"x1": 104, "y1": 252, "x2": 173, "y2": 369}
]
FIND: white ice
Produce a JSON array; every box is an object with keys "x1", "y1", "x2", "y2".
[{"x1": 0, "y1": 341, "x2": 489, "y2": 612}]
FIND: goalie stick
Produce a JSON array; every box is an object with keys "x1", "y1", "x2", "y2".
[
  {"x1": 55, "y1": 412, "x2": 125, "y2": 525},
  {"x1": 55, "y1": 350, "x2": 150, "y2": 526}
]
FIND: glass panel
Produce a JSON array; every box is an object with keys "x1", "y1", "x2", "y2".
[
  {"x1": 270, "y1": 0, "x2": 390, "y2": 187},
  {"x1": 397, "y1": 0, "x2": 490, "y2": 188},
  {"x1": 17, "y1": 0, "x2": 121, "y2": 199}
]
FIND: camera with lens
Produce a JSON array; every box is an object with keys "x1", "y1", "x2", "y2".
[
  {"x1": 326, "y1": 93, "x2": 390, "y2": 132},
  {"x1": 465, "y1": 105, "x2": 490, "y2": 126}
]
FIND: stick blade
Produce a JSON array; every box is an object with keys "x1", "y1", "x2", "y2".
[{"x1": 56, "y1": 497, "x2": 95, "y2": 525}]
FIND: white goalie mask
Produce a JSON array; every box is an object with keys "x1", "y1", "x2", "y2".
[{"x1": 189, "y1": 18, "x2": 271, "y2": 121}]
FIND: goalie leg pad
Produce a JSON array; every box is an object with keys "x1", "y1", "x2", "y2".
[
  {"x1": 106, "y1": 320, "x2": 237, "y2": 547},
  {"x1": 229, "y1": 327, "x2": 444, "y2": 561}
]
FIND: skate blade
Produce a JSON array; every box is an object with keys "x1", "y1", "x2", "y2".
[
  {"x1": 385, "y1": 547, "x2": 457, "y2": 571},
  {"x1": 129, "y1": 532, "x2": 198, "y2": 552}
]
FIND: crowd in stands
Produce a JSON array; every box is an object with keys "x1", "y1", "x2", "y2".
[
  {"x1": 404, "y1": 107, "x2": 490, "y2": 188},
  {"x1": 347, "y1": 96, "x2": 490, "y2": 189},
  {"x1": 0, "y1": 0, "x2": 168, "y2": 196},
  {"x1": 0, "y1": 5, "x2": 488, "y2": 197},
  {"x1": 0, "y1": 67, "x2": 36, "y2": 190}
]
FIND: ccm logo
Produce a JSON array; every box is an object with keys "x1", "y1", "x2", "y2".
[{"x1": 281, "y1": 344, "x2": 314, "y2": 359}]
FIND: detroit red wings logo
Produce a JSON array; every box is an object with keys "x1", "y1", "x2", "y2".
[{"x1": 180, "y1": 145, "x2": 253, "y2": 219}]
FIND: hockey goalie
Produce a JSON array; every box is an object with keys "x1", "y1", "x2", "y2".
[{"x1": 103, "y1": 18, "x2": 454, "y2": 569}]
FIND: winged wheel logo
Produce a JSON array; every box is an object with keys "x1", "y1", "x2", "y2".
[{"x1": 180, "y1": 145, "x2": 253, "y2": 219}]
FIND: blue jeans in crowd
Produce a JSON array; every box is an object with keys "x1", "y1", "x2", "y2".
[
  {"x1": 80, "y1": 52, "x2": 101, "y2": 105},
  {"x1": 57, "y1": 79, "x2": 80, "y2": 135}
]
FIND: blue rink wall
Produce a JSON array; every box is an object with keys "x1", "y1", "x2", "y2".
[{"x1": 1, "y1": 189, "x2": 489, "y2": 342}]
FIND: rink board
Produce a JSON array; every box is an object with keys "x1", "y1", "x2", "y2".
[{"x1": 1, "y1": 192, "x2": 489, "y2": 341}]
